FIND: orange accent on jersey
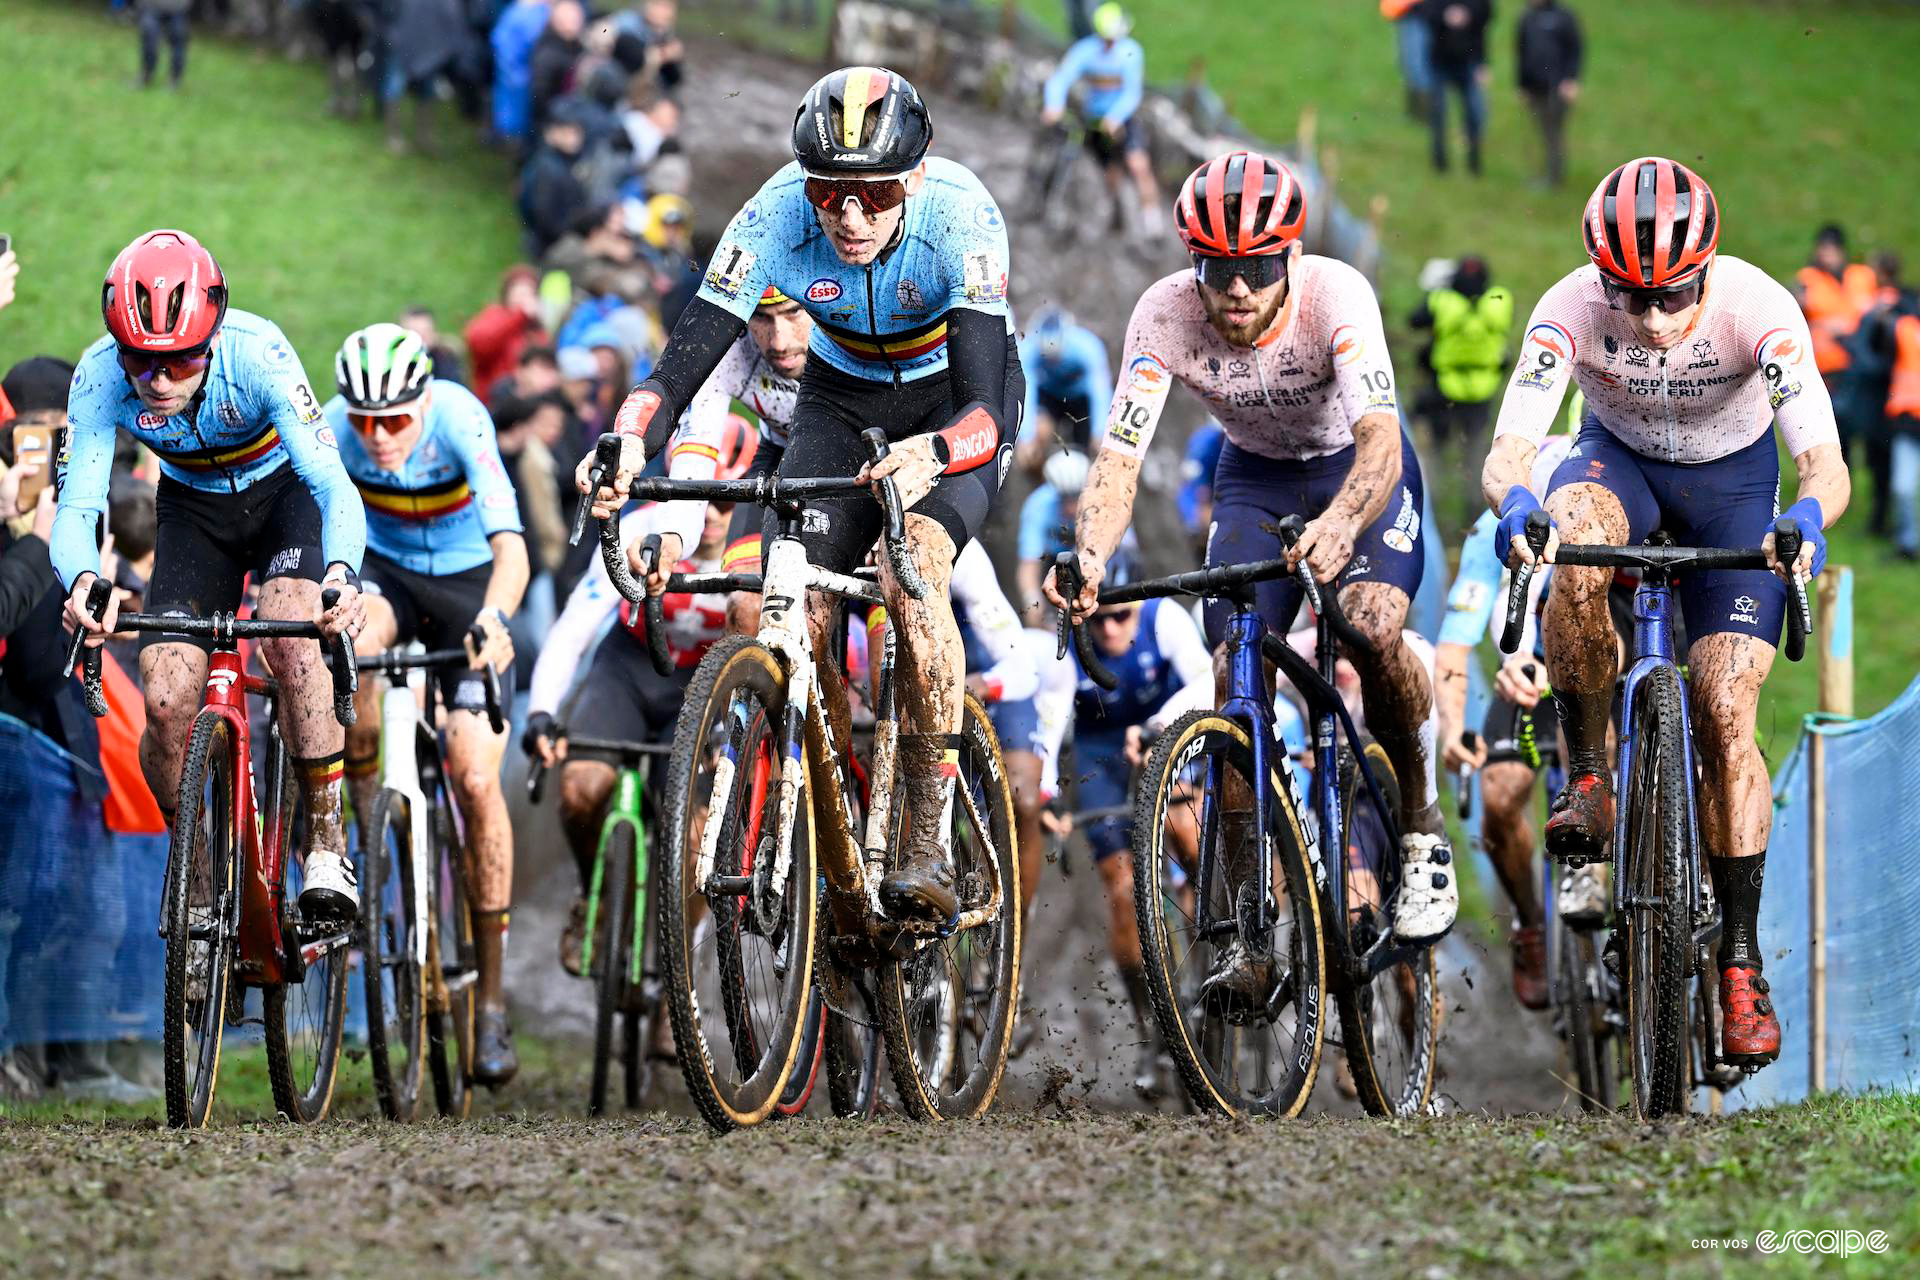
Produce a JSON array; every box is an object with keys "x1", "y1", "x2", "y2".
[
  {"x1": 671, "y1": 441, "x2": 721, "y2": 464},
  {"x1": 721, "y1": 535, "x2": 763, "y2": 571},
  {"x1": 165, "y1": 425, "x2": 281, "y2": 471}
]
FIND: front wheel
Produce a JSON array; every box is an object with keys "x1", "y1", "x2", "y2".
[
  {"x1": 661, "y1": 635, "x2": 817, "y2": 1132},
  {"x1": 1621, "y1": 664, "x2": 1692, "y2": 1119},
  {"x1": 1132, "y1": 711, "x2": 1326, "y2": 1118},
  {"x1": 361, "y1": 787, "x2": 425, "y2": 1122},
  {"x1": 265, "y1": 785, "x2": 350, "y2": 1123},
  {"x1": 1333, "y1": 740, "x2": 1440, "y2": 1117},
  {"x1": 877, "y1": 694, "x2": 1021, "y2": 1121},
  {"x1": 163, "y1": 713, "x2": 240, "y2": 1128},
  {"x1": 590, "y1": 821, "x2": 642, "y2": 1116},
  {"x1": 425, "y1": 774, "x2": 477, "y2": 1119}
]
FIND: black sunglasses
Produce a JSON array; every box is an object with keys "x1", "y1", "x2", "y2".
[
  {"x1": 1602, "y1": 275, "x2": 1704, "y2": 316},
  {"x1": 1193, "y1": 252, "x2": 1288, "y2": 293}
]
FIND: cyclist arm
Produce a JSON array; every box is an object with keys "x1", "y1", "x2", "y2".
[
  {"x1": 1031, "y1": 633, "x2": 1076, "y2": 800},
  {"x1": 526, "y1": 518, "x2": 627, "y2": 717},
  {"x1": 952, "y1": 540, "x2": 1038, "y2": 702},
  {"x1": 1319, "y1": 264, "x2": 1405, "y2": 538},
  {"x1": 260, "y1": 345, "x2": 366, "y2": 577},
  {"x1": 50, "y1": 411, "x2": 114, "y2": 594},
  {"x1": 1434, "y1": 507, "x2": 1501, "y2": 749},
  {"x1": 1747, "y1": 299, "x2": 1851, "y2": 535},
  {"x1": 1066, "y1": 297, "x2": 1169, "y2": 591},
  {"x1": 651, "y1": 346, "x2": 742, "y2": 555},
  {"x1": 1042, "y1": 39, "x2": 1092, "y2": 115},
  {"x1": 1071, "y1": 328, "x2": 1112, "y2": 444},
  {"x1": 1485, "y1": 285, "x2": 1584, "y2": 509},
  {"x1": 1144, "y1": 600, "x2": 1215, "y2": 735},
  {"x1": 441, "y1": 383, "x2": 529, "y2": 622}
]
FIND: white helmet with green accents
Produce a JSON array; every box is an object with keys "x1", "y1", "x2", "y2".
[{"x1": 336, "y1": 322, "x2": 433, "y2": 411}]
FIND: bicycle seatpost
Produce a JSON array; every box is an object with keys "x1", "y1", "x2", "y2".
[
  {"x1": 1772, "y1": 516, "x2": 1811, "y2": 663},
  {"x1": 860, "y1": 427, "x2": 928, "y2": 601},
  {"x1": 64, "y1": 577, "x2": 113, "y2": 717},
  {"x1": 1500, "y1": 509, "x2": 1552, "y2": 654}
]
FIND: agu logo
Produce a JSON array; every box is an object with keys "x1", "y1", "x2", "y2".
[{"x1": 806, "y1": 278, "x2": 843, "y2": 303}]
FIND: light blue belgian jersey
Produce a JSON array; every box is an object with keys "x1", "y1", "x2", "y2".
[
  {"x1": 326, "y1": 379, "x2": 523, "y2": 576},
  {"x1": 693, "y1": 158, "x2": 1013, "y2": 383},
  {"x1": 53, "y1": 309, "x2": 364, "y2": 587}
]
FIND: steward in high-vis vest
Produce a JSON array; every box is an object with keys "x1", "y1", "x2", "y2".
[
  {"x1": 1411, "y1": 255, "x2": 1513, "y2": 444},
  {"x1": 1794, "y1": 225, "x2": 1879, "y2": 377}
]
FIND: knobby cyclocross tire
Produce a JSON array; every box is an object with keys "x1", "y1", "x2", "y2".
[
  {"x1": 1131, "y1": 710, "x2": 1326, "y2": 1118},
  {"x1": 877, "y1": 693, "x2": 1021, "y2": 1121},
  {"x1": 821, "y1": 949, "x2": 884, "y2": 1118},
  {"x1": 163, "y1": 713, "x2": 239, "y2": 1129},
  {"x1": 426, "y1": 769, "x2": 477, "y2": 1119},
  {"x1": 1622, "y1": 663, "x2": 1692, "y2": 1119},
  {"x1": 590, "y1": 821, "x2": 638, "y2": 1116},
  {"x1": 1561, "y1": 927, "x2": 1619, "y2": 1114},
  {"x1": 775, "y1": 991, "x2": 827, "y2": 1117},
  {"x1": 1333, "y1": 740, "x2": 1440, "y2": 1117},
  {"x1": 362, "y1": 787, "x2": 426, "y2": 1122},
  {"x1": 661, "y1": 634, "x2": 817, "y2": 1132},
  {"x1": 265, "y1": 783, "x2": 349, "y2": 1124}
]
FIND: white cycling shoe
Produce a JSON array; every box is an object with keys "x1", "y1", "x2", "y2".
[
  {"x1": 1392, "y1": 832, "x2": 1459, "y2": 944},
  {"x1": 299, "y1": 848, "x2": 360, "y2": 922},
  {"x1": 1558, "y1": 865, "x2": 1608, "y2": 927}
]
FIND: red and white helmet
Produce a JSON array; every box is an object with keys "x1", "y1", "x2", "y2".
[
  {"x1": 1174, "y1": 151, "x2": 1308, "y2": 258},
  {"x1": 1582, "y1": 157, "x2": 1719, "y2": 288},
  {"x1": 102, "y1": 229, "x2": 228, "y2": 352},
  {"x1": 716, "y1": 412, "x2": 760, "y2": 481}
]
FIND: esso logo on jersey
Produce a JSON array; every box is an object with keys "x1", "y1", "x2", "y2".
[
  {"x1": 806, "y1": 278, "x2": 843, "y2": 304},
  {"x1": 137, "y1": 412, "x2": 166, "y2": 428}
]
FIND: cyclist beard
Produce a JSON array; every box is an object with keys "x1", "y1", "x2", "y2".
[{"x1": 1200, "y1": 281, "x2": 1287, "y2": 348}]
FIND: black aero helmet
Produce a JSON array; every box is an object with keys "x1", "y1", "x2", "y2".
[{"x1": 792, "y1": 67, "x2": 932, "y2": 177}]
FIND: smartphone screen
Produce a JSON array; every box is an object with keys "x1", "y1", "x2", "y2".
[{"x1": 12, "y1": 424, "x2": 51, "y2": 509}]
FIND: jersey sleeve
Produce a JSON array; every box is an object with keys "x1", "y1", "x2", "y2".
[
  {"x1": 442, "y1": 382, "x2": 524, "y2": 539},
  {"x1": 1739, "y1": 279, "x2": 1841, "y2": 457},
  {"x1": 1100, "y1": 287, "x2": 1178, "y2": 461},
  {"x1": 1145, "y1": 599, "x2": 1216, "y2": 733},
  {"x1": 49, "y1": 360, "x2": 120, "y2": 591},
  {"x1": 938, "y1": 176, "x2": 1012, "y2": 323},
  {"x1": 1438, "y1": 509, "x2": 1502, "y2": 649},
  {"x1": 951, "y1": 540, "x2": 1037, "y2": 702},
  {"x1": 528, "y1": 506, "x2": 641, "y2": 715},
  {"x1": 691, "y1": 173, "x2": 787, "y2": 323},
  {"x1": 1493, "y1": 273, "x2": 1586, "y2": 448},
  {"x1": 1029, "y1": 630, "x2": 1077, "y2": 798},
  {"x1": 1322, "y1": 261, "x2": 1400, "y2": 427},
  {"x1": 246, "y1": 321, "x2": 366, "y2": 571},
  {"x1": 1042, "y1": 38, "x2": 1093, "y2": 113},
  {"x1": 658, "y1": 337, "x2": 747, "y2": 548}
]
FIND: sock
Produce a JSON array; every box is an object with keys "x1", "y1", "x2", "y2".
[
  {"x1": 897, "y1": 733, "x2": 959, "y2": 858},
  {"x1": 1560, "y1": 686, "x2": 1613, "y2": 780},
  {"x1": 1709, "y1": 851, "x2": 1765, "y2": 971},
  {"x1": 473, "y1": 908, "x2": 509, "y2": 1009},
  {"x1": 296, "y1": 752, "x2": 346, "y2": 858},
  {"x1": 345, "y1": 750, "x2": 380, "y2": 837}
]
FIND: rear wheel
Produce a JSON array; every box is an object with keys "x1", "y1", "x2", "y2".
[
  {"x1": 821, "y1": 956, "x2": 883, "y2": 1119},
  {"x1": 877, "y1": 695, "x2": 1021, "y2": 1121},
  {"x1": 589, "y1": 821, "x2": 655, "y2": 1115},
  {"x1": 1334, "y1": 741, "x2": 1441, "y2": 1117},
  {"x1": 265, "y1": 786, "x2": 349, "y2": 1123},
  {"x1": 1622, "y1": 664, "x2": 1692, "y2": 1119},
  {"x1": 1561, "y1": 925, "x2": 1623, "y2": 1113},
  {"x1": 426, "y1": 771, "x2": 477, "y2": 1119},
  {"x1": 661, "y1": 636, "x2": 816, "y2": 1132},
  {"x1": 163, "y1": 713, "x2": 239, "y2": 1129},
  {"x1": 1132, "y1": 711, "x2": 1325, "y2": 1118},
  {"x1": 362, "y1": 788, "x2": 425, "y2": 1122}
]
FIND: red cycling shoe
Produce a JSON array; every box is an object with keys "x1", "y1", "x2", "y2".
[
  {"x1": 1720, "y1": 966, "x2": 1781, "y2": 1066},
  {"x1": 1546, "y1": 772, "x2": 1615, "y2": 866}
]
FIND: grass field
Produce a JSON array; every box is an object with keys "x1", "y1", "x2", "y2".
[{"x1": 0, "y1": 0, "x2": 524, "y2": 376}]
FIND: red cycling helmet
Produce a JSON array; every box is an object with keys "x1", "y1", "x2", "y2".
[
  {"x1": 1583, "y1": 157, "x2": 1719, "y2": 288},
  {"x1": 716, "y1": 412, "x2": 760, "y2": 481},
  {"x1": 102, "y1": 229, "x2": 229, "y2": 352},
  {"x1": 1174, "y1": 151, "x2": 1307, "y2": 257}
]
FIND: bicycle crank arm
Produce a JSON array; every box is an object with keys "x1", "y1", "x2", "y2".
[{"x1": 299, "y1": 930, "x2": 353, "y2": 967}]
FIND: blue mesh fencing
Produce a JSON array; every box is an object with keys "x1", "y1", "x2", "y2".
[
  {"x1": 0, "y1": 715, "x2": 167, "y2": 1054},
  {"x1": 1729, "y1": 675, "x2": 1920, "y2": 1109}
]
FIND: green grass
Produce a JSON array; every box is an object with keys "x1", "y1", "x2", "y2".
[
  {"x1": 0, "y1": 0, "x2": 523, "y2": 377},
  {"x1": 1021, "y1": 0, "x2": 1920, "y2": 737}
]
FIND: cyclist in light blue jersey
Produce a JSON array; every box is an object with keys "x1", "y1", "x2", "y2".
[
  {"x1": 1017, "y1": 307, "x2": 1111, "y2": 466},
  {"x1": 327, "y1": 322, "x2": 529, "y2": 1085},
  {"x1": 59, "y1": 230, "x2": 367, "y2": 922},
  {"x1": 1040, "y1": 3, "x2": 1163, "y2": 233},
  {"x1": 581, "y1": 66, "x2": 1027, "y2": 924}
]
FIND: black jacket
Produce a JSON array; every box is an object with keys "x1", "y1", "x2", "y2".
[
  {"x1": 1516, "y1": 2, "x2": 1583, "y2": 93},
  {"x1": 1427, "y1": 0, "x2": 1493, "y2": 69},
  {"x1": 0, "y1": 527, "x2": 100, "y2": 774}
]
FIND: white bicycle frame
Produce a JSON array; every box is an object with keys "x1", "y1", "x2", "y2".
[
  {"x1": 374, "y1": 656, "x2": 435, "y2": 972},
  {"x1": 692, "y1": 532, "x2": 1005, "y2": 940}
]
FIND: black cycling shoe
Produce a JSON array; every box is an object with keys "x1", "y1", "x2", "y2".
[
  {"x1": 880, "y1": 844, "x2": 958, "y2": 923},
  {"x1": 473, "y1": 1009, "x2": 519, "y2": 1087}
]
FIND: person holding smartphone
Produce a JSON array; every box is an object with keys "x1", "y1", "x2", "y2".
[{"x1": 0, "y1": 357, "x2": 66, "y2": 648}]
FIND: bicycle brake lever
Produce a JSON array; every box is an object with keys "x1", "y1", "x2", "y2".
[
  {"x1": 574, "y1": 434, "x2": 625, "y2": 548},
  {"x1": 467, "y1": 622, "x2": 506, "y2": 733},
  {"x1": 861, "y1": 428, "x2": 927, "y2": 602},
  {"x1": 321, "y1": 586, "x2": 357, "y2": 728},
  {"x1": 67, "y1": 578, "x2": 113, "y2": 717},
  {"x1": 1773, "y1": 516, "x2": 1809, "y2": 663},
  {"x1": 636, "y1": 534, "x2": 674, "y2": 677},
  {"x1": 1051, "y1": 552, "x2": 1118, "y2": 691},
  {"x1": 1501, "y1": 509, "x2": 1552, "y2": 655}
]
